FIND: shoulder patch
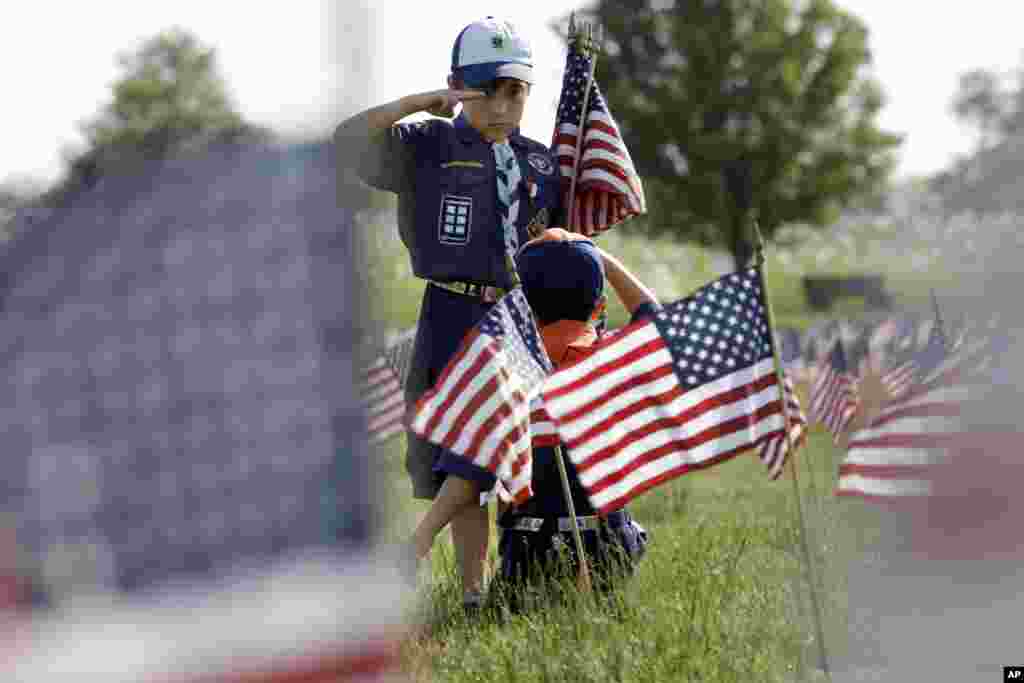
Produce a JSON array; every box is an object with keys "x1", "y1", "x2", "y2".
[{"x1": 527, "y1": 152, "x2": 555, "y2": 176}]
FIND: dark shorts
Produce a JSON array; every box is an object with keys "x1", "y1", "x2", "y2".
[
  {"x1": 492, "y1": 509, "x2": 648, "y2": 606},
  {"x1": 405, "y1": 434, "x2": 496, "y2": 499},
  {"x1": 404, "y1": 284, "x2": 494, "y2": 499}
]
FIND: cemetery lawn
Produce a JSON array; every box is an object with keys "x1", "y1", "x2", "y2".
[{"x1": 361, "y1": 225, "x2": 898, "y2": 681}]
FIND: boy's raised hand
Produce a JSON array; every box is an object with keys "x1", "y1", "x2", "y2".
[
  {"x1": 519, "y1": 227, "x2": 592, "y2": 251},
  {"x1": 423, "y1": 88, "x2": 487, "y2": 118}
]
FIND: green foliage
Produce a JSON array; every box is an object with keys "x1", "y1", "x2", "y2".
[
  {"x1": 951, "y1": 69, "x2": 1010, "y2": 151},
  {"x1": 933, "y1": 59, "x2": 1024, "y2": 213},
  {"x1": 81, "y1": 27, "x2": 247, "y2": 156},
  {"x1": 557, "y1": 0, "x2": 902, "y2": 268},
  {"x1": 47, "y1": 27, "x2": 266, "y2": 204}
]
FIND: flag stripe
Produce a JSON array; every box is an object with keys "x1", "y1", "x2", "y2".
[
  {"x1": 572, "y1": 362, "x2": 779, "y2": 471},
  {"x1": 835, "y1": 328, "x2": 993, "y2": 500},
  {"x1": 552, "y1": 43, "x2": 644, "y2": 235},
  {"x1": 541, "y1": 269, "x2": 781, "y2": 513},
  {"x1": 410, "y1": 289, "x2": 551, "y2": 501},
  {"x1": 575, "y1": 363, "x2": 781, "y2": 485},
  {"x1": 756, "y1": 372, "x2": 807, "y2": 480}
]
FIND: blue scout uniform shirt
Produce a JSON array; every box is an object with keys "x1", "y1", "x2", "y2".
[
  {"x1": 351, "y1": 113, "x2": 564, "y2": 497},
  {"x1": 353, "y1": 114, "x2": 564, "y2": 290}
]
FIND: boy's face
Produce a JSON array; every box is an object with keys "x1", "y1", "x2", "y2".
[{"x1": 451, "y1": 76, "x2": 530, "y2": 143}]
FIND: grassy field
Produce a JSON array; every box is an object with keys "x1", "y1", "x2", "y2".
[
  {"x1": 375, "y1": 427, "x2": 883, "y2": 683},
  {"x1": 359, "y1": 217, "x2": 908, "y2": 681}
]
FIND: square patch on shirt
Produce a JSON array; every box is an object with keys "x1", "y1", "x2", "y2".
[{"x1": 438, "y1": 194, "x2": 473, "y2": 245}]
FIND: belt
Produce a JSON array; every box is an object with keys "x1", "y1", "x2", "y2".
[
  {"x1": 429, "y1": 280, "x2": 507, "y2": 302},
  {"x1": 502, "y1": 510, "x2": 630, "y2": 534}
]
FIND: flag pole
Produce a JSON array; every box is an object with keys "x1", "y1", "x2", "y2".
[
  {"x1": 752, "y1": 222, "x2": 832, "y2": 680},
  {"x1": 552, "y1": 444, "x2": 593, "y2": 593},
  {"x1": 538, "y1": 12, "x2": 596, "y2": 593},
  {"x1": 504, "y1": 252, "x2": 593, "y2": 594},
  {"x1": 565, "y1": 15, "x2": 599, "y2": 234},
  {"x1": 929, "y1": 288, "x2": 948, "y2": 351}
]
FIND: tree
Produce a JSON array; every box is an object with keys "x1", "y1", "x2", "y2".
[
  {"x1": 557, "y1": 0, "x2": 902, "y2": 268},
  {"x1": 83, "y1": 27, "x2": 247, "y2": 155},
  {"x1": 53, "y1": 28, "x2": 263, "y2": 200},
  {"x1": 951, "y1": 68, "x2": 1010, "y2": 151}
]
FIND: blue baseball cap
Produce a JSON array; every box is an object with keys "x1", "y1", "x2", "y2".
[
  {"x1": 517, "y1": 239, "x2": 604, "y2": 324},
  {"x1": 451, "y1": 17, "x2": 534, "y2": 88}
]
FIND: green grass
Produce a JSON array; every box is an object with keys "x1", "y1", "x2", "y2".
[
  {"x1": 374, "y1": 424, "x2": 883, "y2": 683},
  {"x1": 358, "y1": 217, "x2": 919, "y2": 681}
]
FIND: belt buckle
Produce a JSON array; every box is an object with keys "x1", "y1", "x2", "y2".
[
  {"x1": 558, "y1": 515, "x2": 601, "y2": 533},
  {"x1": 483, "y1": 286, "x2": 502, "y2": 303},
  {"x1": 510, "y1": 517, "x2": 543, "y2": 533}
]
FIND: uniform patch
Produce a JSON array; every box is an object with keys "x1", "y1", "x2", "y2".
[
  {"x1": 438, "y1": 195, "x2": 473, "y2": 245},
  {"x1": 527, "y1": 152, "x2": 555, "y2": 176}
]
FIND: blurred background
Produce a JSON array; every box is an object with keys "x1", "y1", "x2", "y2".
[{"x1": 2, "y1": 1, "x2": 1024, "y2": 681}]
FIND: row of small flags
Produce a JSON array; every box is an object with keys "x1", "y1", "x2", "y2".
[
  {"x1": 811, "y1": 312, "x2": 1004, "y2": 501},
  {"x1": 362, "y1": 313, "x2": 805, "y2": 486},
  {"x1": 363, "y1": 266, "x2": 810, "y2": 515},
  {"x1": 361, "y1": 290, "x2": 1004, "y2": 512}
]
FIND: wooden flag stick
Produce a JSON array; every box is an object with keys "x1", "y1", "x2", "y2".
[
  {"x1": 553, "y1": 445, "x2": 593, "y2": 593},
  {"x1": 752, "y1": 222, "x2": 832, "y2": 681},
  {"x1": 503, "y1": 252, "x2": 593, "y2": 593}
]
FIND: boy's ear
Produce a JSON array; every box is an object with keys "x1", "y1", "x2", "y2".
[{"x1": 589, "y1": 295, "x2": 607, "y2": 323}]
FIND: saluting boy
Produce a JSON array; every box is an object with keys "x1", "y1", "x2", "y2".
[{"x1": 334, "y1": 17, "x2": 563, "y2": 609}]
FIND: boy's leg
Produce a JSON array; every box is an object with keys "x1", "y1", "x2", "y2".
[
  {"x1": 451, "y1": 502, "x2": 490, "y2": 600},
  {"x1": 411, "y1": 475, "x2": 478, "y2": 559}
]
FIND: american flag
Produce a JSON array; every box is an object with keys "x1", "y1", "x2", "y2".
[
  {"x1": 869, "y1": 316, "x2": 915, "y2": 368},
  {"x1": 757, "y1": 371, "x2": 807, "y2": 480},
  {"x1": 835, "y1": 327, "x2": 993, "y2": 501},
  {"x1": 360, "y1": 327, "x2": 416, "y2": 444},
  {"x1": 530, "y1": 397, "x2": 560, "y2": 449},
  {"x1": 540, "y1": 268, "x2": 786, "y2": 514},
  {"x1": 551, "y1": 38, "x2": 646, "y2": 236},
  {"x1": 880, "y1": 318, "x2": 948, "y2": 399},
  {"x1": 409, "y1": 289, "x2": 552, "y2": 504},
  {"x1": 880, "y1": 359, "x2": 917, "y2": 399},
  {"x1": 808, "y1": 340, "x2": 858, "y2": 442}
]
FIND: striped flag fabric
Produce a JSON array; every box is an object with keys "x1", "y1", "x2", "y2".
[
  {"x1": 835, "y1": 330, "x2": 989, "y2": 501},
  {"x1": 541, "y1": 268, "x2": 786, "y2": 513},
  {"x1": 360, "y1": 327, "x2": 416, "y2": 444},
  {"x1": 808, "y1": 340, "x2": 858, "y2": 442},
  {"x1": 880, "y1": 358, "x2": 917, "y2": 399},
  {"x1": 7, "y1": 556, "x2": 410, "y2": 683},
  {"x1": 757, "y1": 371, "x2": 807, "y2": 480},
  {"x1": 551, "y1": 37, "x2": 645, "y2": 235},
  {"x1": 879, "y1": 317, "x2": 948, "y2": 400},
  {"x1": 410, "y1": 289, "x2": 552, "y2": 504},
  {"x1": 530, "y1": 397, "x2": 560, "y2": 449}
]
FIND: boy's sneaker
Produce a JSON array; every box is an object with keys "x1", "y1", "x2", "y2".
[{"x1": 462, "y1": 591, "x2": 484, "y2": 620}]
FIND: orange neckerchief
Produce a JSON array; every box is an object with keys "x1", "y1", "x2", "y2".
[{"x1": 539, "y1": 320, "x2": 598, "y2": 367}]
